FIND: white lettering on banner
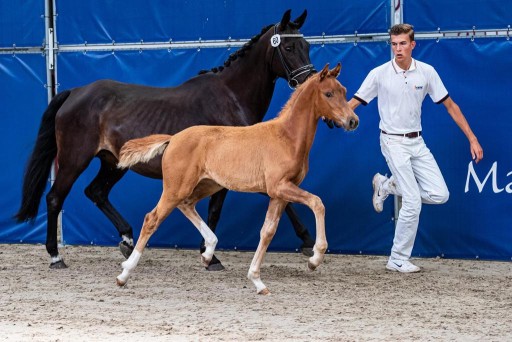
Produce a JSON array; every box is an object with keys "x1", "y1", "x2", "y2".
[{"x1": 465, "y1": 161, "x2": 512, "y2": 193}]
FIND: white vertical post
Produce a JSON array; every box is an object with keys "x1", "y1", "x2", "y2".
[
  {"x1": 391, "y1": 0, "x2": 403, "y2": 225},
  {"x1": 44, "y1": 0, "x2": 53, "y2": 102},
  {"x1": 45, "y1": 0, "x2": 63, "y2": 246},
  {"x1": 392, "y1": 0, "x2": 403, "y2": 26}
]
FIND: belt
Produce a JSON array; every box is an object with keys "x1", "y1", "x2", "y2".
[{"x1": 381, "y1": 130, "x2": 422, "y2": 138}]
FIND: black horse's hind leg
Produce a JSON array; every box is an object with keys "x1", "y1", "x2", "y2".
[
  {"x1": 84, "y1": 157, "x2": 133, "y2": 258},
  {"x1": 46, "y1": 162, "x2": 92, "y2": 269},
  {"x1": 201, "y1": 188, "x2": 229, "y2": 271},
  {"x1": 284, "y1": 203, "x2": 315, "y2": 256},
  {"x1": 46, "y1": 189, "x2": 67, "y2": 269}
]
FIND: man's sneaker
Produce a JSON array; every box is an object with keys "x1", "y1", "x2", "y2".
[
  {"x1": 372, "y1": 173, "x2": 389, "y2": 213},
  {"x1": 386, "y1": 259, "x2": 421, "y2": 273}
]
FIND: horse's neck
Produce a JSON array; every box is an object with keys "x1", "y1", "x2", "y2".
[
  {"x1": 219, "y1": 39, "x2": 276, "y2": 124},
  {"x1": 277, "y1": 88, "x2": 319, "y2": 154}
]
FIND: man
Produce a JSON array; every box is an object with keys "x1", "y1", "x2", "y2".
[{"x1": 348, "y1": 24, "x2": 483, "y2": 273}]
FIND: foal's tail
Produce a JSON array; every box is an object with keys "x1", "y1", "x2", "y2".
[
  {"x1": 118, "y1": 134, "x2": 172, "y2": 169},
  {"x1": 15, "y1": 90, "x2": 72, "y2": 222}
]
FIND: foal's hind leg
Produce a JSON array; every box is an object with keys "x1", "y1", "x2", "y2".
[
  {"x1": 179, "y1": 203, "x2": 218, "y2": 267},
  {"x1": 247, "y1": 198, "x2": 287, "y2": 295},
  {"x1": 84, "y1": 157, "x2": 133, "y2": 258},
  {"x1": 116, "y1": 196, "x2": 177, "y2": 286},
  {"x1": 201, "y1": 188, "x2": 229, "y2": 271}
]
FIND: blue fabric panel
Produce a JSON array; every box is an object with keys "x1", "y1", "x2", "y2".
[
  {"x1": 55, "y1": 0, "x2": 389, "y2": 44},
  {"x1": 406, "y1": 38, "x2": 512, "y2": 260},
  {"x1": 405, "y1": 0, "x2": 512, "y2": 31},
  {"x1": 0, "y1": 0, "x2": 45, "y2": 47},
  {"x1": 57, "y1": 48, "x2": 231, "y2": 89},
  {"x1": 0, "y1": 54, "x2": 47, "y2": 243},
  {"x1": 55, "y1": 43, "x2": 394, "y2": 255}
]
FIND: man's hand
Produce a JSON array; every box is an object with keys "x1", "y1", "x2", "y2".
[
  {"x1": 322, "y1": 117, "x2": 340, "y2": 129},
  {"x1": 470, "y1": 139, "x2": 483, "y2": 163}
]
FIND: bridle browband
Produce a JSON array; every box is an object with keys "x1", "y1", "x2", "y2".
[{"x1": 270, "y1": 24, "x2": 315, "y2": 88}]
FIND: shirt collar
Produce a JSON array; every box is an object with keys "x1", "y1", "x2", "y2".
[{"x1": 392, "y1": 58, "x2": 416, "y2": 73}]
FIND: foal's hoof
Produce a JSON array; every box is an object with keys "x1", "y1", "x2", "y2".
[
  {"x1": 307, "y1": 260, "x2": 317, "y2": 272},
  {"x1": 258, "y1": 288, "x2": 271, "y2": 295},
  {"x1": 119, "y1": 241, "x2": 134, "y2": 259},
  {"x1": 49, "y1": 260, "x2": 68, "y2": 269},
  {"x1": 301, "y1": 247, "x2": 314, "y2": 257},
  {"x1": 205, "y1": 255, "x2": 225, "y2": 271},
  {"x1": 116, "y1": 277, "x2": 127, "y2": 287}
]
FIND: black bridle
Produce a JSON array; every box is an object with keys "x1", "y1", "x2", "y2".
[{"x1": 270, "y1": 24, "x2": 315, "y2": 88}]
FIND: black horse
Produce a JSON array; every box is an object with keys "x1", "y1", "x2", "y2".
[{"x1": 16, "y1": 9, "x2": 316, "y2": 270}]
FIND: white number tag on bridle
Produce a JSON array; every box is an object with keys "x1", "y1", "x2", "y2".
[
  {"x1": 271, "y1": 32, "x2": 304, "y2": 47},
  {"x1": 271, "y1": 34, "x2": 281, "y2": 47}
]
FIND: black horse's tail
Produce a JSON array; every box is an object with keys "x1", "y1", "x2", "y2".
[{"x1": 15, "y1": 90, "x2": 71, "y2": 222}]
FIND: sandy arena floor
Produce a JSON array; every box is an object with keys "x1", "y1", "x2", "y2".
[{"x1": 1, "y1": 244, "x2": 511, "y2": 341}]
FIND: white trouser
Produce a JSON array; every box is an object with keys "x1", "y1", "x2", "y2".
[{"x1": 380, "y1": 133, "x2": 449, "y2": 260}]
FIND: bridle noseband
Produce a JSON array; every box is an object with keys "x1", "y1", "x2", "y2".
[{"x1": 270, "y1": 24, "x2": 315, "y2": 88}]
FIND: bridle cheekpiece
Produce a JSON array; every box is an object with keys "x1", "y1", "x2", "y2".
[{"x1": 270, "y1": 24, "x2": 315, "y2": 88}]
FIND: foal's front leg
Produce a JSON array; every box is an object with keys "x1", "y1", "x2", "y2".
[
  {"x1": 272, "y1": 183, "x2": 327, "y2": 271},
  {"x1": 247, "y1": 198, "x2": 287, "y2": 295}
]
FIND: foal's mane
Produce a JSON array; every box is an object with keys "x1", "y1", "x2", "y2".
[
  {"x1": 198, "y1": 24, "x2": 274, "y2": 75},
  {"x1": 277, "y1": 71, "x2": 320, "y2": 119}
]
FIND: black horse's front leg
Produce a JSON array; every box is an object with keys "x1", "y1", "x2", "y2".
[
  {"x1": 201, "y1": 188, "x2": 229, "y2": 271},
  {"x1": 84, "y1": 159, "x2": 134, "y2": 259},
  {"x1": 284, "y1": 203, "x2": 315, "y2": 256}
]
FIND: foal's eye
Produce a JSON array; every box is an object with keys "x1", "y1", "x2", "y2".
[{"x1": 325, "y1": 92, "x2": 333, "y2": 98}]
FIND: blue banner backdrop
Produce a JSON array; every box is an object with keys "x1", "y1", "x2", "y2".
[
  {"x1": 55, "y1": 0, "x2": 390, "y2": 44},
  {"x1": 0, "y1": 53, "x2": 47, "y2": 243},
  {"x1": 404, "y1": 0, "x2": 512, "y2": 31},
  {"x1": 2, "y1": 1, "x2": 511, "y2": 260},
  {"x1": 0, "y1": 0, "x2": 45, "y2": 47}
]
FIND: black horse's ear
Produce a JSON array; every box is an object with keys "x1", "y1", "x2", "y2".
[
  {"x1": 293, "y1": 10, "x2": 307, "y2": 29},
  {"x1": 279, "y1": 9, "x2": 292, "y2": 30},
  {"x1": 319, "y1": 64, "x2": 330, "y2": 81}
]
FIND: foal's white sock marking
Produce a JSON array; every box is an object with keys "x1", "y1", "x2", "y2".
[
  {"x1": 247, "y1": 269, "x2": 267, "y2": 294},
  {"x1": 199, "y1": 222, "x2": 217, "y2": 260},
  {"x1": 308, "y1": 246, "x2": 325, "y2": 269},
  {"x1": 117, "y1": 249, "x2": 141, "y2": 284}
]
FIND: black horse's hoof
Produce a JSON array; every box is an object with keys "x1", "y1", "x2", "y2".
[
  {"x1": 300, "y1": 246, "x2": 314, "y2": 257},
  {"x1": 119, "y1": 241, "x2": 134, "y2": 259},
  {"x1": 206, "y1": 262, "x2": 225, "y2": 271},
  {"x1": 49, "y1": 260, "x2": 68, "y2": 269},
  {"x1": 205, "y1": 255, "x2": 225, "y2": 271}
]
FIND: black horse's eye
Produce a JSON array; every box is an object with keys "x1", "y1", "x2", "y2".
[
  {"x1": 284, "y1": 46, "x2": 292, "y2": 52},
  {"x1": 325, "y1": 92, "x2": 333, "y2": 98}
]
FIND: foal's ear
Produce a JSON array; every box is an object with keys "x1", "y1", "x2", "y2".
[
  {"x1": 329, "y1": 63, "x2": 341, "y2": 78},
  {"x1": 319, "y1": 64, "x2": 330, "y2": 81},
  {"x1": 292, "y1": 10, "x2": 307, "y2": 29},
  {"x1": 279, "y1": 9, "x2": 292, "y2": 31}
]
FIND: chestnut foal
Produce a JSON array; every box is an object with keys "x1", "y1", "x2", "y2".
[{"x1": 116, "y1": 63, "x2": 358, "y2": 294}]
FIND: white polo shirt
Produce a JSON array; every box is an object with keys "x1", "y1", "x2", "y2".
[{"x1": 354, "y1": 58, "x2": 449, "y2": 134}]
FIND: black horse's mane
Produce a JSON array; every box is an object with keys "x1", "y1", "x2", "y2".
[{"x1": 198, "y1": 24, "x2": 274, "y2": 75}]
